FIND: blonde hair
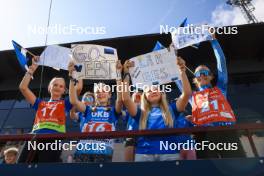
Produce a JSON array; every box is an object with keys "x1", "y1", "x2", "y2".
[
  {"x1": 48, "y1": 77, "x2": 66, "y2": 93},
  {"x1": 195, "y1": 65, "x2": 210, "y2": 73},
  {"x1": 139, "y1": 91, "x2": 174, "y2": 130},
  {"x1": 93, "y1": 82, "x2": 111, "y2": 106}
]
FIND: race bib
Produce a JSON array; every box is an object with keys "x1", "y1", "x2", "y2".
[
  {"x1": 191, "y1": 87, "x2": 236, "y2": 125},
  {"x1": 33, "y1": 100, "x2": 66, "y2": 132},
  {"x1": 82, "y1": 121, "x2": 114, "y2": 132}
]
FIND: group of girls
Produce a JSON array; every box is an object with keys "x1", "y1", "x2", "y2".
[{"x1": 17, "y1": 36, "x2": 239, "y2": 163}]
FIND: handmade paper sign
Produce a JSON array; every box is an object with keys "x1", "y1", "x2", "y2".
[
  {"x1": 129, "y1": 47, "x2": 180, "y2": 88},
  {"x1": 39, "y1": 45, "x2": 71, "y2": 70},
  {"x1": 171, "y1": 25, "x2": 213, "y2": 49},
  {"x1": 71, "y1": 44, "x2": 118, "y2": 80}
]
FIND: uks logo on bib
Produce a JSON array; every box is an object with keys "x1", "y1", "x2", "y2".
[{"x1": 191, "y1": 87, "x2": 236, "y2": 125}]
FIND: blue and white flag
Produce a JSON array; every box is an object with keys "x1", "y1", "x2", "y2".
[
  {"x1": 179, "y1": 17, "x2": 188, "y2": 27},
  {"x1": 152, "y1": 41, "x2": 165, "y2": 51},
  {"x1": 179, "y1": 18, "x2": 199, "y2": 49},
  {"x1": 172, "y1": 18, "x2": 212, "y2": 49},
  {"x1": 12, "y1": 40, "x2": 33, "y2": 71}
]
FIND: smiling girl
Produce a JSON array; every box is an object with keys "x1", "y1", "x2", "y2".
[
  {"x1": 191, "y1": 39, "x2": 236, "y2": 127},
  {"x1": 18, "y1": 56, "x2": 72, "y2": 163},
  {"x1": 68, "y1": 60, "x2": 123, "y2": 162}
]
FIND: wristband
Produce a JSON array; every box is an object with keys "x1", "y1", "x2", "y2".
[{"x1": 69, "y1": 75, "x2": 78, "y2": 86}]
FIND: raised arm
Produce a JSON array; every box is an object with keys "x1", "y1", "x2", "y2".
[
  {"x1": 69, "y1": 79, "x2": 83, "y2": 121},
  {"x1": 176, "y1": 57, "x2": 192, "y2": 112},
  {"x1": 76, "y1": 79, "x2": 83, "y2": 96},
  {"x1": 210, "y1": 38, "x2": 228, "y2": 96},
  {"x1": 115, "y1": 60, "x2": 123, "y2": 114},
  {"x1": 68, "y1": 61, "x2": 86, "y2": 113},
  {"x1": 122, "y1": 60, "x2": 137, "y2": 117},
  {"x1": 19, "y1": 56, "x2": 39, "y2": 105},
  {"x1": 175, "y1": 79, "x2": 192, "y2": 106}
]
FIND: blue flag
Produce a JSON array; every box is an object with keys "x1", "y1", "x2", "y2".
[
  {"x1": 179, "y1": 17, "x2": 188, "y2": 27},
  {"x1": 179, "y1": 18, "x2": 200, "y2": 49},
  {"x1": 152, "y1": 41, "x2": 165, "y2": 51},
  {"x1": 12, "y1": 40, "x2": 32, "y2": 71}
]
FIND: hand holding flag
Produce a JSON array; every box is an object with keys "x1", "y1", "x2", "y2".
[
  {"x1": 12, "y1": 40, "x2": 36, "y2": 72},
  {"x1": 27, "y1": 56, "x2": 39, "y2": 76}
]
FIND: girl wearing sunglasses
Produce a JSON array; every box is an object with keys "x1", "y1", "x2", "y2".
[
  {"x1": 191, "y1": 38, "x2": 236, "y2": 127},
  {"x1": 189, "y1": 37, "x2": 247, "y2": 159}
]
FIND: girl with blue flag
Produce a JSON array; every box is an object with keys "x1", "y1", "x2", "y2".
[
  {"x1": 18, "y1": 56, "x2": 73, "y2": 163},
  {"x1": 188, "y1": 36, "x2": 245, "y2": 158},
  {"x1": 190, "y1": 38, "x2": 236, "y2": 127}
]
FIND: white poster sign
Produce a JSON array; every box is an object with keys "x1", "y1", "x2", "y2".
[
  {"x1": 71, "y1": 44, "x2": 118, "y2": 80},
  {"x1": 129, "y1": 48, "x2": 180, "y2": 88},
  {"x1": 39, "y1": 45, "x2": 71, "y2": 70},
  {"x1": 171, "y1": 25, "x2": 213, "y2": 49}
]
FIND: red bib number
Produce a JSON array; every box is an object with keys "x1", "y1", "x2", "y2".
[
  {"x1": 34, "y1": 100, "x2": 66, "y2": 126},
  {"x1": 192, "y1": 87, "x2": 236, "y2": 125},
  {"x1": 83, "y1": 122, "x2": 114, "y2": 132}
]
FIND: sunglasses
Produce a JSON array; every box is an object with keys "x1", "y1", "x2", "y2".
[
  {"x1": 82, "y1": 96, "x2": 94, "y2": 103},
  {"x1": 194, "y1": 70, "x2": 211, "y2": 78}
]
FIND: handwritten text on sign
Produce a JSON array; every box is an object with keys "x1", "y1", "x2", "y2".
[
  {"x1": 171, "y1": 25, "x2": 213, "y2": 49},
  {"x1": 129, "y1": 48, "x2": 180, "y2": 88},
  {"x1": 72, "y1": 44, "x2": 118, "y2": 80}
]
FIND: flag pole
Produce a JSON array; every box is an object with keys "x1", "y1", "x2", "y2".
[
  {"x1": 25, "y1": 49, "x2": 36, "y2": 58},
  {"x1": 185, "y1": 65, "x2": 195, "y2": 76}
]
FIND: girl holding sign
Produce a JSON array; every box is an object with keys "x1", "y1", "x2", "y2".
[
  {"x1": 68, "y1": 60, "x2": 123, "y2": 162},
  {"x1": 18, "y1": 56, "x2": 73, "y2": 163},
  {"x1": 122, "y1": 57, "x2": 192, "y2": 162}
]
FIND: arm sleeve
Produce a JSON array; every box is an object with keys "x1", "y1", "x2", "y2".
[
  {"x1": 170, "y1": 102, "x2": 180, "y2": 118},
  {"x1": 83, "y1": 106, "x2": 91, "y2": 119},
  {"x1": 210, "y1": 39, "x2": 228, "y2": 97},
  {"x1": 32, "y1": 98, "x2": 42, "y2": 111},
  {"x1": 112, "y1": 107, "x2": 120, "y2": 123},
  {"x1": 64, "y1": 96, "x2": 73, "y2": 112},
  {"x1": 77, "y1": 112, "x2": 82, "y2": 123}
]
